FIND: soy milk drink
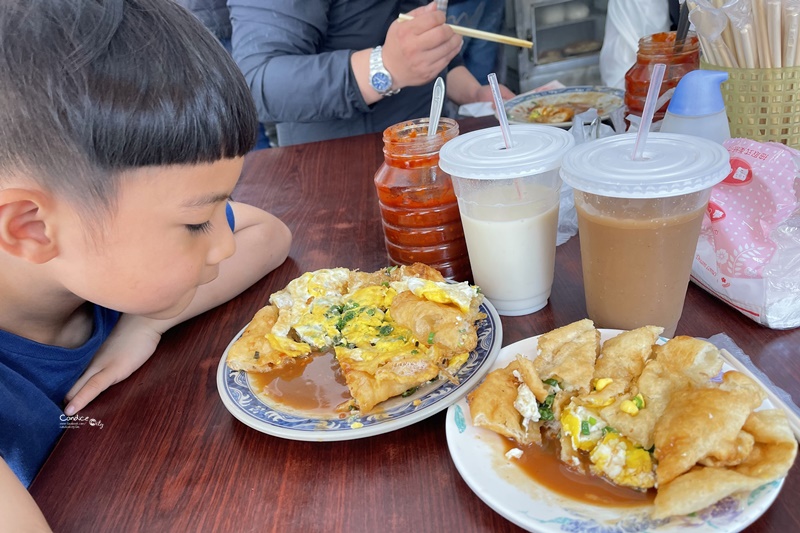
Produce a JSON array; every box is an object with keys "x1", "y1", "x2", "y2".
[
  {"x1": 560, "y1": 133, "x2": 730, "y2": 337},
  {"x1": 439, "y1": 125, "x2": 574, "y2": 316}
]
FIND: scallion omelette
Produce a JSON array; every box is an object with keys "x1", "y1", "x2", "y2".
[{"x1": 227, "y1": 263, "x2": 485, "y2": 413}]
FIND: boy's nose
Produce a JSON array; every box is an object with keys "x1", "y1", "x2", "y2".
[{"x1": 207, "y1": 223, "x2": 236, "y2": 266}]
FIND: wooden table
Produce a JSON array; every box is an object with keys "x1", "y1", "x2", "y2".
[{"x1": 30, "y1": 118, "x2": 799, "y2": 532}]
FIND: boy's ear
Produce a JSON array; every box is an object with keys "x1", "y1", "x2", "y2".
[{"x1": 0, "y1": 188, "x2": 59, "y2": 263}]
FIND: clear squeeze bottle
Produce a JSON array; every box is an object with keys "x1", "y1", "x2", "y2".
[
  {"x1": 374, "y1": 118, "x2": 472, "y2": 281},
  {"x1": 660, "y1": 69, "x2": 731, "y2": 145}
]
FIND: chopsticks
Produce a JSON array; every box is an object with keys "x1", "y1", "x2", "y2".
[
  {"x1": 719, "y1": 349, "x2": 800, "y2": 442},
  {"x1": 398, "y1": 13, "x2": 533, "y2": 49}
]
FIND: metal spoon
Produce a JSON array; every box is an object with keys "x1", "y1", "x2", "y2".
[{"x1": 427, "y1": 77, "x2": 445, "y2": 136}]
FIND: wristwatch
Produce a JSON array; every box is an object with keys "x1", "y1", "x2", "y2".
[{"x1": 369, "y1": 46, "x2": 400, "y2": 97}]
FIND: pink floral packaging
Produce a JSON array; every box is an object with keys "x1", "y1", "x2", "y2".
[{"x1": 692, "y1": 138, "x2": 800, "y2": 328}]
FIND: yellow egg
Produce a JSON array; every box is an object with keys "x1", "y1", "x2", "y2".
[
  {"x1": 265, "y1": 334, "x2": 311, "y2": 358},
  {"x1": 401, "y1": 277, "x2": 477, "y2": 314},
  {"x1": 560, "y1": 405, "x2": 605, "y2": 452},
  {"x1": 589, "y1": 433, "x2": 655, "y2": 489}
]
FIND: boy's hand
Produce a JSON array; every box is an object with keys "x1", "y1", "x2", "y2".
[{"x1": 64, "y1": 314, "x2": 162, "y2": 415}]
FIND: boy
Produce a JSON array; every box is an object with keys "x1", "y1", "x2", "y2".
[{"x1": 0, "y1": 0, "x2": 292, "y2": 529}]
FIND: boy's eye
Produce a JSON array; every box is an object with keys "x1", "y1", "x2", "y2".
[{"x1": 186, "y1": 221, "x2": 213, "y2": 234}]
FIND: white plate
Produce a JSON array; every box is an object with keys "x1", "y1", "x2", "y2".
[
  {"x1": 446, "y1": 330, "x2": 784, "y2": 532},
  {"x1": 504, "y1": 86, "x2": 624, "y2": 128},
  {"x1": 217, "y1": 299, "x2": 502, "y2": 441}
]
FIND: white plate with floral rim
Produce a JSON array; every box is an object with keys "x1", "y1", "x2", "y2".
[
  {"x1": 445, "y1": 330, "x2": 784, "y2": 532},
  {"x1": 217, "y1": 299, "x2": 502, "y2": 441},
  {"x1": 504, "y1": 86, "x2": 624, "y2": 128}
]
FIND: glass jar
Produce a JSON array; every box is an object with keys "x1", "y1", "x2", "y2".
[
  {"x1": 374, "y1": 117, "x2": 472, "y2": 281},
  {"x1": 624, "y1": 31, "x2": 700, "y2": 123}
]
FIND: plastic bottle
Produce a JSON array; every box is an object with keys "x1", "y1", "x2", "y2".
[
  {"x1": 624, "y1": 31, "x2": 700, "y2": 123},
  {"x1": 374, "y1": 117, "x2": 472, "y2": 281},
  {"x1": 660, "y1": 70, "x2": 731, "y2": 145}
]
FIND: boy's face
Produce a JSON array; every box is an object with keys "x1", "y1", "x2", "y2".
[{"x1": 56, "y1": 157, "x2": 244, "y2": 319}]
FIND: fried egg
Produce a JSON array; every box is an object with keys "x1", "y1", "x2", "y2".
[
  {"x1": 589, "y1": 432, "x2": 656, "y2": 489},
  {"x1": 560, "y1": 404, "x2": 607, "y2": 452},
  {"x1": 393, "y1": 277, "x2": 479, "y2": 314}
]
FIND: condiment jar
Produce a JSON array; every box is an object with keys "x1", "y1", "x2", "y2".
[
  {"x1": 374, "y1": 117, "x2": 472, "y2": 281},
  {"x1": 624, "y1": 31, "x2": 700, "y2": 123}
]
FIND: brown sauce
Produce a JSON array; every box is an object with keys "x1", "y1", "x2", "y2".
[
  {"x1": 503, "y1": 437, "x2": 655, "y2": 508},
  {"x1": 248, "y1": 352, "x2": 351, "y2": 414}
]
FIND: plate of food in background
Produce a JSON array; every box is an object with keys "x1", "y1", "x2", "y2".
[
  {"x1": 446, "y1": 320, "x2": 797, "y2": 532},
  {"x1": 217, "y1": 263, "x2": 502, "y2": 441},
  {"x1": 505, "y1": 86, "x2": 624, "y2": 128}
]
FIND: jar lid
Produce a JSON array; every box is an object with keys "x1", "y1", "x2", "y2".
[
  {"x1": 438, "y1": 125, "x2": 575, "y2": 179},
  {"x1": 559, "y1": 132, "x2": 730, "y2": 198}
]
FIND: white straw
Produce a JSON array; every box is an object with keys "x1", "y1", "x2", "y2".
[
  {"x1": 488, "y1": 73, "x2": 512, "y2": 149},
  {"x1": 632, "y1": 63, "x2": 666, "y2": 161},
  {"x1": 767, "y1": 0, "x2": 783, "y2": 67},
  {"x1": 785, "y1": 8, "x2": 800, "y2": 68}
]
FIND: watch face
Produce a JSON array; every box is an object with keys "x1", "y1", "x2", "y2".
[{"x1": 371, "y1": 72, "x2": 392, "y2": 92}]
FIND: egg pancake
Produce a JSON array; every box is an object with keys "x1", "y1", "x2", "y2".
[
  {"x1": 227, "y1": 263, "x2": 485, "y2": 413},
  {"x1": 466, "y1": 320, "x2": 797, "y2": 519}
]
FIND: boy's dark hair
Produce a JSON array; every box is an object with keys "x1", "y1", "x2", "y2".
[{"x1": 0, "y1": 0, "x2": 257, "y2": 220}]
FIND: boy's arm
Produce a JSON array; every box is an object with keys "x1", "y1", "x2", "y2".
[
  {"x1": 0, "y1": 458, "x2": 52, "y2": 532},
  {"x1": 64, "y1": 202, "x2": 291, "y2": 414}
]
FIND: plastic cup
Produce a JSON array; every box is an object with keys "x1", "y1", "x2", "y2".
[
  {"x1": 560, "y1": 132, "x2": 730, "y2": 337},
  {"x1": 439, "y1": 125, "x2": 575, "y2": 316}
]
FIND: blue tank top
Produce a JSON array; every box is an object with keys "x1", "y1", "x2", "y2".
[{"x1": 0, "y1": 306, "x2": 120, "y2": 486}]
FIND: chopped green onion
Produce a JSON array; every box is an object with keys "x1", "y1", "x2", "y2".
[
  {"x1": 580, "y1": 421, "x2": 591, "y2": 436},
  {"x1": 543, "y1": 378, "x2": 559, "y2": 387},
  {"x1": 427, "y1": 331, "x2": 435, "y2": 344},
  {"x1": 588, "y1": 417, "x2": 597, "y2": 425},
  {"x1": 378, "y1": 324, "x2": 394, "y2": 336},
  {"x1": 401, "y1": 387, "x2": 417, "y2": 397},
  {"x1": 602, "y1": 426, "x2": 618, "y2": 435},
  {"x1": 633, "y1": 395, "x2": 645, "y2": 409}
]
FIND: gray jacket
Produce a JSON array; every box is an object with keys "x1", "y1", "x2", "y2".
[
  {"x1": 228, "y1": 0, "x2": 463, "y2": 146},
  {"x1": 175, "y1": 0, "x2": 231, "y2": 40}
]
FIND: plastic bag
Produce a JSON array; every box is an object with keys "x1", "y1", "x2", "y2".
[
  {"x1": 558, "y1": 109, "x2": 621, "y2": 245},
  {"x1": 599, "y1": 0, "x2": 671, "y2": 89},
  {"x1": 691, "y1": 138, "x2": 800, "y2": 328}
]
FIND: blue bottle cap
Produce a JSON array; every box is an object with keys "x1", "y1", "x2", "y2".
[{"x1": 666, "y1": 70, "x2": 729, "y2": 116}]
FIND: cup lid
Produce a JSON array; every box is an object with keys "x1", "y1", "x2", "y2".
[
  {"x1": 439, "y1": 125, "x2": 575, "y2": 179},
  {"x1": 559, "y1": 133, "x2": 730, "y2": 198}
]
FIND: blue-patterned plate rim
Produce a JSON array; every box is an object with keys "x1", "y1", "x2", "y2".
[
  {"x1": 504, "y1": 86, "x2": 625, "y2": 128},
  {"x1": 217, "y1": 299, "x2": 503, "y2": 441},
  {"x1": 446, "y1": 330, "x2": 785, "y2": 532}
]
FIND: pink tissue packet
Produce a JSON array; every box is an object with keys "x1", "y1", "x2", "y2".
[{"x1": 692, "y1": 138, "x2": 800, "y2": 328}]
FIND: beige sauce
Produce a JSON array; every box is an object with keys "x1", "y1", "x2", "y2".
[
  {"x1": 503, "y1": 438, "x2": 654, "y2": 507},
  {"x1": 248, "y1": 352, "x2": 351, "y2": 414},
  {"x1": 576, "y1": 201, "x2": 705, "y2": 337}
]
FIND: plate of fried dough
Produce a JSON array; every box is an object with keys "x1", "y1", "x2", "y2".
[{"x1": 446, "y1": 319, "x2": 797, "y2": 532}]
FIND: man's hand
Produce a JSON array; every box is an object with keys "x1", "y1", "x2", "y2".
[
  {"x1": 382, "y1": 2, "x2": 463, "y2": 89},
  {"x1": 64, "y1": 314, "x2": 162, "y2": 415}
]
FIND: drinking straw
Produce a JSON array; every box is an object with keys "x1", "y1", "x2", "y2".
[
  {"x1": 488, "y1": 72, "x2": 522, "y2": 198},
  {"x1": 784, "y1": 4, "x2": 800, "y2": 67},
  {"x1": 488, "y1": 72, "x2": 512, "y2": 149},
  {"x1": 766, "y1": 0, "x2": 782, "y2": 67},
  {"x1": 752, "y1": 0, "x2": 772, "y2": 67},
  {"x1": 427, "y1": 77, "x2": 445, "y2": 136},
  {"x1": 631, "y1": 63, "x2": 666, "y2": 161}
]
